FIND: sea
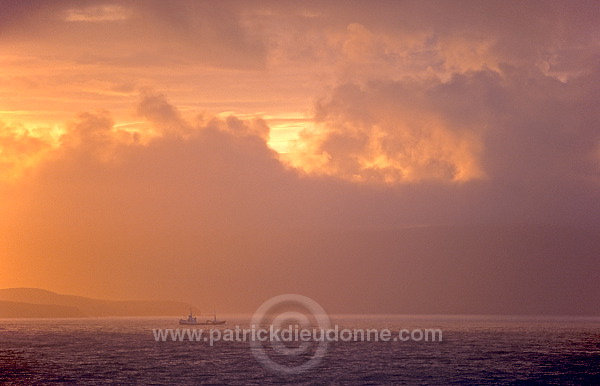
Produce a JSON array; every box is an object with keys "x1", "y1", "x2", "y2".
[{"x1": 1, "y1": 315, "x2": 599, "y2": 385}]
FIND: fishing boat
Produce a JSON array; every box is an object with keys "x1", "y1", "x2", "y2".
[
  {"x1": 199, "y1": 313, "x2": 226, "y2": 326},
  {"x1": 179, "y1": 309, "x2": 198, "y2": 325},
  {"x1": 179, "y1": 309, "x2": 226, "y2": 325}
]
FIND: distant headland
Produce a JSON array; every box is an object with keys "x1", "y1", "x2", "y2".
[{"x1": 0, "y1": 288, "x2": 194, "y2": 318}]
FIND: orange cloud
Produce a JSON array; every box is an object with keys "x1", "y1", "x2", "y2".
[
  {"x1": 1, "y1": 1, "x2": 600, "y2": 315},
  {"x1": 287, "y1": 78, "x2": 487, "y2": 183},
  {"x1": 0, "y1": 121, "x2": 54, "y2": 181},
  {"x1": 64, "y1": 5, "x2": 130, "y2": 22}
]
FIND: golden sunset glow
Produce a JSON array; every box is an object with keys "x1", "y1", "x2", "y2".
[
  {"x1": 0, "y1": 0, "x2": 522, "y2": 185},
  {"x1": 1, "y1": 0, "x2": 599, "y2": 317}
]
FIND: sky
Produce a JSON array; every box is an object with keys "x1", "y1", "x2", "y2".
[{"x1": 1, "y1": 0, "x2": 599, "y2": 315}]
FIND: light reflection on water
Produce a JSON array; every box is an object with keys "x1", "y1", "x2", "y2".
[{"x1": 0, "y1": 315, "x2": 599, "y2": 384}]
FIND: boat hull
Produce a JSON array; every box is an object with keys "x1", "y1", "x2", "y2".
[
  {"x1": 199, "y1": 321, "x2": 226, "y2": 325},
  {"x1": 178, "y1": 320, "x2": 226, "y2": 326}
]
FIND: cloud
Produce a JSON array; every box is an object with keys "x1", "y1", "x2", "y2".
[
  {"x1": 0, "y1": 121, "x2": 53, "y2": 181},
  {"x1": 135, "y1": 91, "x2": 189, "y2": 136},
  {"x1": 288, "y1": 79, "x2": 486, "y2": 183},
  {"x1": 0, "y1": 0, "x2": 268, "y2": 69},
  {"x1": 289, "y1": 61, "x2": 600, "y2": 188},
  {"x1": 1, "y1": 1, "x2": 600, "y2": 314},
  {"x1": 1, "y1": 89, "x2": 599, "y2": 313},
  {"x1": 64, "y1": 5, "x2": 130, "y2": 22}
]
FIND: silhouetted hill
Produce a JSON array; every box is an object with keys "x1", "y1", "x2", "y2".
[
  {"x1": 0, "y1": 300, "x2": 86, "y2": 318},
  {"x1": 0, "y1": 288, "x2": 193, "y2": 317}
]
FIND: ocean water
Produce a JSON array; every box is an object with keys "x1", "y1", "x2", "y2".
[{"x1": 1, "y1": 315, "x2": 599, "y2": 384}]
